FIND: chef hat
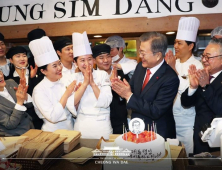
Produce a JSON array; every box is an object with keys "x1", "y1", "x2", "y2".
[
  {"x1": 6, "y1": 46, "x2": 27, "y2": 59},
  {"x1": 92, "y1": 44, "x2": 111, "y2": 58},
  {"x1": 176, "y1": 17, "x2": 200, "y2": 42},
  {"x1": 0, "y1": 32, "x2": 4, "y2": 42},
  {"x1": 53, "y1": 37, "x2": 72, "y2": 51},
  {"x1": 27, "y1": 28, "x2": 46, "y2": 42},
  {"x1": 29, "y1": 36, "x2": 59, "y2": 67},
  {"x1": 72, "y1": 31, "x2": 92, "y2": 58},
  {"x1": 105, "y1": 35, "x2": 125, "y2": 48},
  {"x1": 211, "y1": 26, "x2": 222, "y2": 38}
]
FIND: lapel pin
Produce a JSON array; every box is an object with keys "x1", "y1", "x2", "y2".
[{"x1": 156, "y1": 77, "x2": 159, "y2": 80}]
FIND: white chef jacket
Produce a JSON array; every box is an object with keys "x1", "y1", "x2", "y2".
[
  {"x1": 62, "y1": 62, "x2": 76, "y2": 78},
  {"x1": 173, "y1": 55, "x2": 203, "y2": 155},
  {"x1": 174, "y1": 55, "x2": 203, "y2": 125},
  {"x1": 118, "y1": 55, "x2": 137, "y2": 79},
  {"x1": 73, "y1": 69, "x2": 113, "y2": 139},
  {"x1": 32, "y1": 76, "x2": 76, "y2": 132},
  {"x1": 75, "y1": 69, "x2": 112, "y2": 115},
  {"x1": 59, "y1": 63, "x2": 76, "y2": 88}
]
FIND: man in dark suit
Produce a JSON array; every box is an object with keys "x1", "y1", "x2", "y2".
[
  {"x1": 181, "y1": 39, "x2": 222, "y2": 154},
  {"x1": 111, "y1": 32, "x2": 179, "y2": 139}
]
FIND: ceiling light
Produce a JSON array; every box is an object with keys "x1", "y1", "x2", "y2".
[
  {"x1": 166, "y1": 32, "x2": 175, "y2": 35},
  {"x1": 94, "y1": 35, "x2": 102, "y2": 38},
  {"x1": 199, "y1": 33, "x2": 211, "y2": 36}
]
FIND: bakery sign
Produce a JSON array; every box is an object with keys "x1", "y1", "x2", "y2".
[{"x1": 0, "y1": 0, "x2": 221, "y2": 26}]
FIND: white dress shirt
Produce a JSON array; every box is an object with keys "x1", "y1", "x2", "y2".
[
  {"x1": 13, "y1": 68, "x2": 29, "y2": 85},
  {"x1": 0, "y1": 87, "x2": 32, "y2": 111},
  {"x1": 32, "y1": 76, "x2": 76, "y2": 132},
  {"x1": 0, "y1": 58, "x2": 10, "y2": 76},
  {"x1": 143, "y1": 59, "x2": 164, "y2": 84}
]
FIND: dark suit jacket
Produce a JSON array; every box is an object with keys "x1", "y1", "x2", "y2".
[
  {"x1": 181, "y1": 72, "x2": 222, "y2": 154},
  {"x1": 110, "y1": 70, "x2": 129, "y2": 134},
  {"x1": 0, "y1": 79, "x2": 34, "y2": 136},
  {"x1": 127, "y1": 61, "x2": 179, "y2": 139}
]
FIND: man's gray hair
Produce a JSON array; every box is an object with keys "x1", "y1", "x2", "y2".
[
  {"x1": 139, "y1": 32, "x2": 168, "y2": 57},
  {"x1": 209, "y1": 39, "x2": 222, "y2": 54},
  {"x1": 211, "y1": 26, "x2": 222, "y2": 38}
]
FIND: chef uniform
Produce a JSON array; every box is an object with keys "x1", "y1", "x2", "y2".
[
  {"x1": 72, "y1": 32, "x2": 113, "y2": 139},
  {"x1": 30, "y1": 36, "x2": 77, "y2": 132},
  {"x1": 53, "y1": 37, "x2": 76, "y2": 78},
  {"x1": 92, "y1": 44, "x2": 129, "y2": 134},
  {"x1": 173, "y1": 17, "x2": 203, "y2": 155}
]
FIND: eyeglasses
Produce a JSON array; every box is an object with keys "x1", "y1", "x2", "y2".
[
  {"x1": 139, "y1": 51, "x2": 157, "y2": 58},
  {"x1": 200, "y1": 54, "x2": 222, "y2": 61},
  {"x1": 211, "y1": 36, "x2": 222, "y2": 40}
]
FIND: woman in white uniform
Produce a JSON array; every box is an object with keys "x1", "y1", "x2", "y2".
[
  {"x1": 166, "y1": 17, "x2": 203, "y2": 155},
  {"x1": 72, "y1": 32, "x2": 113, "y2": 139},
  {"x1": 29, "y1": 36, "x2": 78, "y2": 132}
]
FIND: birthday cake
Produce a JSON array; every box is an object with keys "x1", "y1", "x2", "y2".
[{"x1": 114, "y1": 131, "x2": 166, "y2": 162}]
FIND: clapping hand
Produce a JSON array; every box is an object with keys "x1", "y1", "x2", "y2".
[
  {"x1": 111, "y1": 77, "x2": 132, "y2": 99},
  {"x1": 110, "y1": 64, "x2": 118, "y2": 81},
  {"x1": 82, "y1": 64, "x2": 90, "y2": 86},
  {"x1": 65, "y1": 80, "x2": 77, "y2": 97},
  {"x1": 14, "y1": 69, "x2": 29, "y2": 105},
  {"x1": 75, "y1": 82, "x2": 82, "y2": 91},
  {"x1": 195, "y1": 68, "x2": 210, "y2": 88},
  {"x1": 112, "y1": 63, "x2": 122, "y2": 70},
  {"x1": 165, "y1": 50, "x2": 176, "y2": 69},
  {"x1": 88, "y1": 64, "x2": 96, "y2": 87},
  {"x1": 188, "y1": 65, "x2": 199, "y2": 89},
  {"x1": 30, "y1": 64, "x2": 38, "y2": 78}
]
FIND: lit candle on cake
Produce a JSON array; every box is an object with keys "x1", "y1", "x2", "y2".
[
  {"x1": 151, "y1": 125, "x2": 153, "y2": 141},
  {"x1": 154, "y1": 123, "x2": 157, "y2": 139},
  {"x1": 125, "y1": 127, "x2": 127, "y2": 140}
]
